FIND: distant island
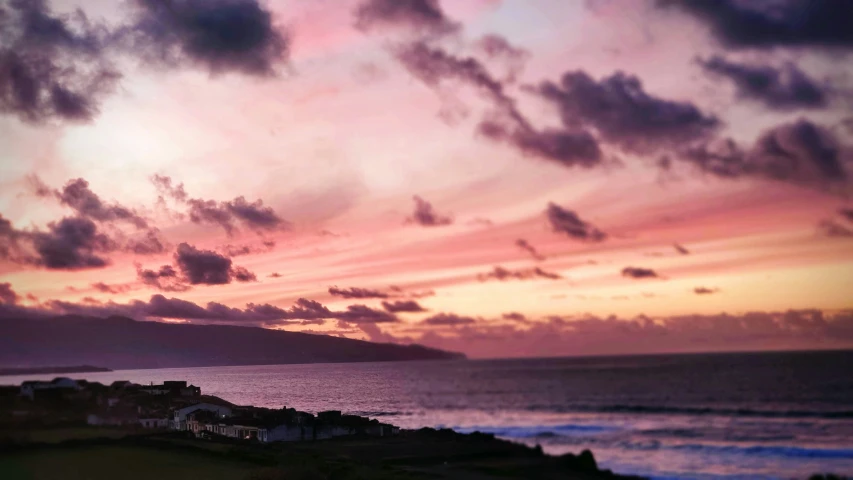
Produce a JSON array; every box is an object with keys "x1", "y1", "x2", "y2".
[
  {"x1": 0, "y1": 365, "x2": 112, "y2": 377},
  {"x1": 0, "y1": 315, "x2": 465, "y2": 370}
]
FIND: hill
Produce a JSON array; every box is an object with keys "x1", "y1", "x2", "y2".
[{"x1": 0, "y1": 315, "x2": 465, "y2": 369}]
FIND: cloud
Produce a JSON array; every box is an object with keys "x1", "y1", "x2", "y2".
[
  {"x1": 0, "y1": 0, "x2": 120, "y2": 123},
  {"x1": 502, "y1": 312, "x2": 529, "y2": 323},
  {"x1": 407, "y1": 195, "x2": 452, "y2": 226},
  {"x1": 232, "y1": 266, "x2": 257, "y2": 282},
  {"x1": 681, "y1": 119, "x2": 852, "y2": 189},
  {"x1": 475, "y1": 34, "x2": 529, "y2": 83},
  {"x1": 402, "y1": 309, "x2": 853, "y2": 358},
  {"x1": 0, "y1": 292, "x2": 401, "y2": 327},
  {"x1": 219, "y1": 240, "x2": 275, "y2": 257},
  {"x1": 673, "y1": 243, "x2": 690, "y2": 255},
  {"x1": 530, "y1": 70, "x2": 720, "y2": 154},
  {"x1": 839, "y1": 208, "x2": 853, "y2": 222},
  {"x1": 174, "y1": 242, "x2": 256, "y2": 285},
  {"x1": 151, "y1": 174, "x2": 188, "y2": 202},
  {"x1": 515, "y1": 238, "x2": 545, "y2": 261},
  {"x1": 698, "y1": 56, "x2": 828, "y2": 110},
  {"x1": 329, "y1": 286, "x2": 390, "y2": 299},
  {"x1": 0, "y1": 283, "x2": 19, "y2": 305},
  {"x1": 694, "y1": 286, "x2": 719, "y2": 295},
  {"x1": 660, "y1": 0, "x2": 853, "y2": 50},
  {"x1": 0, "y1": 215, "x2": 117, "y2": 270},
  {"x1": 422, "y1": 312, "x2": 477, "y2": 326},
  {"x1": 394, "y1": 41, "x2": 602, "y2": 167},
  {"x1": 32, "y1": 177, "x2": 167, "y2": 255},
  {"x1": 817, "y1": 219, "x2": 853, "y2": 238},
  {"x1": 152, "y1": 175, "x2": 289, "y2": 235},
  {"x1": 546, "y1": 203, "x2": 607, "y2": 242},
  {"x1": 123, "y1": 0, "x2": 290, "y2": 76},
  {"x1": 337, "y1": 304, "x2": 399, "y2": 324},
  {"x1": 268, "y1": 272, "x2": 282, "y2": 278},
  {"x1": 51, "y1": 178, "x2": 147, "y2": 228},
  {"x1": 125, "y1": 229, "x2": 169, "y2": 255},
  {"x1": 91, "y1": 282, "x2": 132, "y2": 294},
  {"x1": 354, "y1": 0, "x2": 459, "y2": 36},
  {"x1": 137, "y1": 264, "x2": 190, "y2": 292},
  {"x1": 477, "y1": 265, "x2": 562, "y2": 282},
  {"x1": 621, "y1": 266, "x2": 660, "y2": 279},
  {"x1": 381, "y1": 300, "x2": 427, "y2": 313}
]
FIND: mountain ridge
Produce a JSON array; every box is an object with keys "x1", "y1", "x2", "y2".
[{"x1": 0, "y1": 315, "x2": 465, "y2": 369}]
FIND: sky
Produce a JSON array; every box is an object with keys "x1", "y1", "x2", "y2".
[{"x1": 1, "y1": 0, "x2": 853, "y2": 358}]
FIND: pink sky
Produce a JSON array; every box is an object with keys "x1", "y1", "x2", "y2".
[{"x1": 1, "y1": 0, "x2": 852, "y2": 358}]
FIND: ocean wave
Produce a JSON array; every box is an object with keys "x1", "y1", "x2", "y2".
[
  {"x1": 528, "y1": 404, "x2": 853, "y2": 419},
  {"x1": 642, "y1": 442, "x2": 853, "y2": 459},
  {"x1": 451, "y1": 423, "x2": 617, "y2": 438}
]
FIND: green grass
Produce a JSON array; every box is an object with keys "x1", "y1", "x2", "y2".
[
  {"x1": 0, "y1": 446, "x2": 262, "y2": 480},
  {"x1": 1, "y1": 427, "x2": 129, "y2": 444}
]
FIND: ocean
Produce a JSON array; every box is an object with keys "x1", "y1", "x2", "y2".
[{"x1": 3, "y1": 349, "x2": 852, "y2": 480}]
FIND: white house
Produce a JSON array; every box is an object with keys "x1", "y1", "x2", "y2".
[
  {"x1": 172, "y1": 403, "x2": 232, "y2": 430},
  {"x1": 20, "y1": 378, "x2": 80, "y2": 399}
]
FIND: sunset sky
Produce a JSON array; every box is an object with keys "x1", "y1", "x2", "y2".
[{"x1": 1, "y1": 0, "x2": 852, "y2": 358}]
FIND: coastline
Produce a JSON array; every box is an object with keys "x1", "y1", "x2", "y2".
[{"x1": 0, "y1": 366, "x2": 112, "y2": 377}]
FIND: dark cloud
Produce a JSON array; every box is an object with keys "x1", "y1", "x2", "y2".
[
  {"x1": 125, "y1": 229, "x2": 169, "y2": 255},
  {"x1": 381, "y1": 300, "x2": 427, "y2": 313},
  {"x1": 232, "y1": 266, "x2": 257, "y2": 282},
  {"x1": 0, "y1": 216, "x2": 118, "y2": 270},
  {"x1": 530, "y1": 70, "x2": 720, "y2": 154},
  {"x1": 478, "y1": 122, "x2": 603, "y2": 167},
  {"x1": 0, "y1": 283, "x2": 19, "y2": 305},
  {"x1": 329, "y1": 286, "x2": 390, "y2": 299},
  {"x1": 515, "y1": 238, "x2": 545, "y2": 261},
  {"x1": 32, "y1": 177, "x2": 167, "y2": 255},
  {"x1": 0, "y1": 0, "x2": 120, "y2": 123},
  {"x1": 477, "y1": 265, "x2": 563, "y2": 282},
  {"x1": 394, "y1": 41, "x2": 602, "y2": 167},
  {"x1": 817, "y1": 219, "x2": 853, "y2": 238},
  {"x1": 268, "y1": 272, "x2": 282, "y2": 278},
  {"x1": 681, "y1": 119, "x2": 851, "y2": 189},
  {"x1": 660, "y1": 0, "x2": 853, "y2": 50},
  {"x1": 354, "y1": 0, "x2": 459, "y2": 36},
  {"x1": 694, "y1": 286, "x2": 719, "y2": 295},
  {"x1": 91, "y1": 282, "x2": 132, "y2": 294},
  {"x1": 52, "y1": 178, "x2": 148, "y2": 228},
  {"x1": 839, "y1": 208, "x2": 853, "y2": 222},
  {"x1": 673, "y1": 243, "x2": 690, "y2": 255},
  {"x1": 151, "y1": 174, "x2": 188, "y2": 202},
  {"x1": 152, "y1": 175, "x2": 288, "y2": 235},
  {"x1": 421, "y1": 312, "x2": 477, "y2": 326},
  {"x1": 219, "y1": 240, "x2": 275, "y2": 257},
  {"x1": 698, "y1": 56, "x2": 828, "y2": 110},
  {"x1": 407, "y1": 195, "x2": 452, "y2": 226},
  {"x1": 136, "y1": 264, "x2": 190, "y2": 292},
  {"x1": 621, "y1": 266, "x2": 660, "y2": 279},
  {"x1": 337, "y1": 304, "x2": 399, "y2": 324},
  {"x1": 145, "y1": 242, "x2": 258, "y2": 289},
  {"x1": 502, "y1": 312, "x2": 528, "y2": 323},
  {"x1": 123, "y1": 0, "x2": 290, "y2": 76},
  {"x1": 546, "y1": 203, "x2": 607, "y2": 242},
  {"x1": 174, "y1": 242, "x2": 233, "y2": 285},
  {"x1": 474, "y1": 34, "x2": 529, "y2": 83}
]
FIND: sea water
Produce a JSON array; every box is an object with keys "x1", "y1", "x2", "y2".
[{"x1": 3, "y1": 350, "x2": 852, "y2": 480}]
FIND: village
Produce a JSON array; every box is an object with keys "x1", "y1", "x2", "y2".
[{"x1": 0, "y1": 377, "x2": 399, "y2": 443}]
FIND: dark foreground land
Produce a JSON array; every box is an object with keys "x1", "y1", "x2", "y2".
[{"x1": 0, "y1": 427, "x2": 641, "y2": 480}]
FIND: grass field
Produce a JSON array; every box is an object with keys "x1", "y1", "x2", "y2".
[{"x1": 0, "y1": 446, "x2": 262, "y2": 480}]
